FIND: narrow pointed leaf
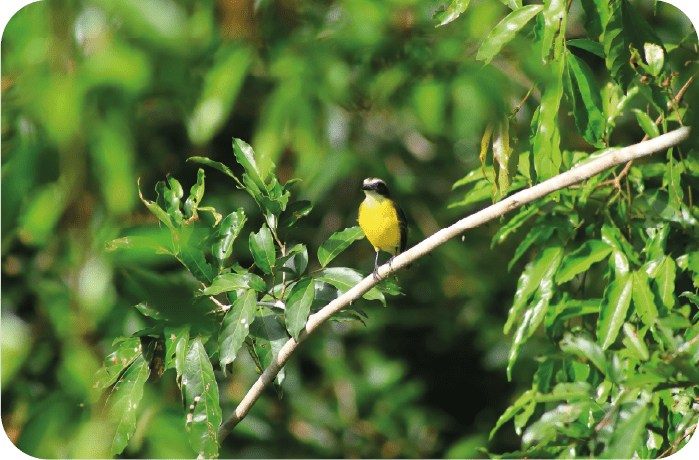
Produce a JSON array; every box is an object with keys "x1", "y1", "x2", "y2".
[
  {"x1": 597, "y1": 273, "x2": 633, "y2": 349},
  {"x1": 476, "y1": 5, "x2": 543, "y2": 64},
  {"x1": 250, "y1": 225, "x2": 275, "y2": 274},
  {"x1": 318, "y1": 227, "x2": 365, "y2": 267},
  {"x1": 182, "y1": 337, "x2": 221, "y2": 459},
  {"x1": 200, "y1": 273, "x2": 266, "y2": 296},
  {"x1": 285, "y1": 278, "x2": 315, "y2": 340},
  {"x1": 219, "y1": 290, "x2": 257, "y2": 368},
  {"x1": 108, "y1": 353, "x2": 150, "y2": 456},
  {"x1": 233, "y1": 138, "x2": 266, "y2": 191},
  {"x1": 556, "y1": 240, "x2": 613, "y2": 284},
  {"x1": 249, "y1": 309, "x2": 288, "y2": 386}
]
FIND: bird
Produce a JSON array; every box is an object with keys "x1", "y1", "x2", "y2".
[{"x1": 358, "y1": 177, "x2": 408, "y2": 281}]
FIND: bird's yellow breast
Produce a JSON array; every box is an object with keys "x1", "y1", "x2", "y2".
[{"x1": 358, "y1": 196, "x2": 402, "y2": 255}]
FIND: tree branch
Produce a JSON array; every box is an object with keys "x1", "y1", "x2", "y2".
[{"x1": 217, "y1": 126, "x2": 691, "y2": 443}]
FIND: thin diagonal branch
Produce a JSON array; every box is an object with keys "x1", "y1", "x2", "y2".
[{"x1": 217, "y1": 126, "x2": 691, "y2": 443}]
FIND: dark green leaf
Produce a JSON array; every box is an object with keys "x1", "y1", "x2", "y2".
[
  {"x1": 249, "y1": 225, "x2": 275, "y2": 274},
  {"x1": 187, "y1": 156, "x2": 241, "y2": 185},
  {"x1": 597, "y1": 273, "x2": 633, "y2": 349},
  {"x1": 280, "y1": 200, "x2": 313, "y2": 229},
  {"x1": 559, "y1": 332, "x2": 608, "y2": 374},
  {"x1": 566, "y1": 39, "x2": 605, "y2": 58},
  {"x1": 601, "y1": 402, "x2": 650, "y2": 459},
  {"x1": 107, "y1": 353, "x2": 150, "y2": 456},
  {"x1": 200, "y1": 273, "x2": 265, "y2": 296},
  {"x1": 285, "y1": 278, "x2": 315, "y2": 340},
  {"x1": 182, "y1": 337, "x2": 221, "y2": 459},
  {"x1": 318, "y1": 226, "x2": 365, "y2": 267},
  {"x1": 315, "y1": 267, "x2": 386, "y2": 307},
  {"x1": 219, "y1": 289, "x2": 257, "y2": 368},
  {"x1": 179, "y1": 246, "x2": 213, "y2": 285},
  {"x1": 632, "y1": 270, "x2": 658, "y2": 327},
  {"x1": 249, "y1": 308, "x2": 288, "y2": 387},
  {"x1": 556, "y1": 240, "x2": 613, "y2": 284},
  {"x1": 233, "y1": 138, "x2": 266, "y2": 191},
  {"x1": 433, "y1": 0, "x2": 471, "y2": 27},
  {"x1": 566, "y1": 52, "x2": 605, "y2": 146},
  {"x1": 507, "y1": 247, "x2": 562, "y2": 379},
  {"x1": 213, "y1": 209, "x2": 247, "y2": 272},
  {"x1": 632, "y1": 109, "x2": 660, "y2": 139},
  {"x1": 476, "y1": 5, "x2": 543, "y2": 64},
  {"x1": 505, "y1": 246, "x2": 563, "y2": 334}
]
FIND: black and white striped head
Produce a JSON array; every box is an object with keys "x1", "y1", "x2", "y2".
[{"x1": 362, "y1": 177, "x2": 391, "y2": 198}]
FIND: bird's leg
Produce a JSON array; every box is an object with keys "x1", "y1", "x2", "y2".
[{"x1": 373, "y1": 250, "x2": 380, "y2": 282}]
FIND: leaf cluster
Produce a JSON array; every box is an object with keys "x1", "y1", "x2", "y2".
[
  {"x1": 95, "y1": 140, "x2": 400, "y2": 457},
  {"x1": 440, "y1": 0, "x2": 699, "y2": 457}
]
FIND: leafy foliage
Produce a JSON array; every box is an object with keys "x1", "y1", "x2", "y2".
[
  {"x1": 444, "y1": 0, "x2": 699, "y2": 457},
  {"x1": 2, "y1": 0, "x2": 698, "y2": 459},
  {"x1": 95, "y1": 140, "x2": 397, "y2": 457}
]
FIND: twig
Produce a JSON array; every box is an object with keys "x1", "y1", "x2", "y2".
[{"x1": 216, "y1": 127, "x2": 691, "y2": 443}]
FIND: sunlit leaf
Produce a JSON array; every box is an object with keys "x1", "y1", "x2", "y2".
[
  {"x1": 476, "y1": 5, "x2": 543, "y2": 64},
  {"x1": 318, "y1": 226, "x2": 365, "y2": 267}
]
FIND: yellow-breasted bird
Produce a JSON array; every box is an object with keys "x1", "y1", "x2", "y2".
[{"x1": 358, "y1": 177, "x2": 408, "y2": 281}]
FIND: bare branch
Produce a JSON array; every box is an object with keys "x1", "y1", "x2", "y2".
[{"x1": 217, "y1": 126, "x2": 691, "y2": 443}]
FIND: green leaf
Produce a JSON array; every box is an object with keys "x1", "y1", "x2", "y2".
[
  {"x1": 556, "y1": 240, "x2": 613, "y2": 284},
  {"x1": 315, "y1": 267, "x2": 386, "y2": 307},
  {"x1": 182, "y1": 337, "x2": 221, "y2": 459},
  {"x1": 186, "y1": 156, "x2": 241, "y2": 185},
  {"x1": 491, "y1": 206, "x2": 538, "y2": 248},
  {"x1": 105, "y1": 235, "x2": 173, "y2": 255},
  {"x1": 559, "y1": 332, "x2": 608, "y2": 374},
  {"x1": 249, "y1": 225, "x2": 275, "y2": 274},
  {"x1": 285, "y1": 278, "x2": 315, "y2": 340},
  {"x1": 505, "y1": 246, "x2": 563, "y2": 334},
  {"x1": 107, "y1": 353, "x2": 150, "y2": 456},
  {"x1": 200, "y1": 273, "x2": 266, "y2": 296},
  {"x1": 318, "y1": 227, "x2": 365, "y2": 267},
  {"x1": 538, "y1": 382, "x2": 594, "y2": 402},
  {"x1": 490, "y1": 389, "x2": 537, "y2": 440},
  {"x1": 579, "y1": 0, "x2": 608, "y2": 38},
  {"x1": 540, "y1": 0, "x2": 565, "y2": 63},
  {"x1": 213, "y1": 209, "x2": 247, "y2": 272},
  {"x1": 632, "y1": 109, "x2": 660, "y2": 139},
  {"x1": 138, "y1": 181, "x2": 176, "y2": 230},
  {"x1": 566, "y1": 39, "x2": 605, "y2": 58},
  {"x1": 566, "y1": 52, "x2": 605, "y2": 146},
  {"x1": 531, "y1": 53, "x2": 564, "y2": 180},
  {"x1": 93, "y1": 338, "x2": 143, "y2": 396},
  {"x1": 233, "y1": 138, "x2": 266, "y2": 191},
  {"x1": 164, "y1": 325, "x2": 190, "y2": 372},
  {"x1": 632, "y1": 270, "x2": 658, "y2": 327},
  {"x1": 508, "y1": 224, "x2": 555, "y2": 271},
  {"x1": 219, "y1": 289, "x2": 257, "y2": 368},
  {"x1": 507, "y1": 247, "x2": 562, "y2": 379},
  {"x1": 647, "y1": 255, "x2": 676, "y2": 311},
  {"x1": 433, "y1": 0, "x2": 471, "y2": 27},
  {"x1": 179, "y1": 246, "x2": 213, "y2": 285},
  {"x1": 476, "y1": 5, "x2": 543, "y2": 64},
  {"x1": 522, "y1": 401, "x2": 591, "y2": 448},
  {"x1": 601, "y1": 402, "x2": 650, "y2": 459},
  {"x1": 644, "y1": 43, "x2": 664, "y2": 76},
  {"x1": 280, "y1": 200, "x2": 313, "y2": 229},
  {"x1": 283, "y1": 246, "x2": 309, "y2": 279},
  {"x1": 604, "y1": 0, "x2": 664, "y2": 92},
  {"x1": 621, "y1": 322, "x2": 649, "y2": 361},
  {"x1": 597, "y1": 273, "x2": 633, "y2": 349},
  {"x1": 249, "y1": 308, "x2": 288, "y2": 387}
]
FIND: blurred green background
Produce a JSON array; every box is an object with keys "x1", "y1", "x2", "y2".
[{"x1": 1, "y1": 0, "x2": 696, "y2": 458}]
